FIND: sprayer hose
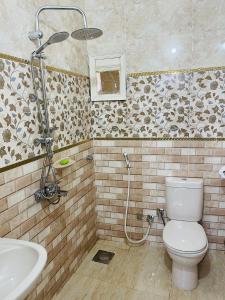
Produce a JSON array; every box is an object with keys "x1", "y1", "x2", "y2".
[{"x1": 124, "y1": 167, "x2": 151, "y2": 244}]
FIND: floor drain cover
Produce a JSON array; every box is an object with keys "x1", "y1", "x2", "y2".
[{"x1": 92, "y1": 250, "x2": 115, "y2": 264}]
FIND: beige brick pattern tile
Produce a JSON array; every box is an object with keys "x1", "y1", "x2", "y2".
[
  {"x1": 94, "y1": 140, "x2": 225, "y2": 251},
  {"x1": 0, "y1": 141, "x2": 97, "y2": 300},
  {"x1": 1, "y1": 138, "x2": 225, "y2": 299}
]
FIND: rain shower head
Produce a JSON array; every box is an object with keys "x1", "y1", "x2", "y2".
[
  {"x1": 33, "y1": 32, "x2": 69, "y2": 56},
  {"x1": 71, "y1": 27, "x2": 103, "y2": 40}
]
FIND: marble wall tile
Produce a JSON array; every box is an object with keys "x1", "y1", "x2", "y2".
[
  {"x1": 192, "y1": 29, "x2": 225, "y2": 68},
  {"x1": 192, "y1": 0, "x2": 225, "y2": 34},
  {"x1": 125, "y1": 0, "x2": 192, "y2": 38},
  {"x1": 85, "y1": 0, "x2": 225, "y2": 72},
  {"x1": 0, "y1": 0, "x2": 89, "y2": 75}
]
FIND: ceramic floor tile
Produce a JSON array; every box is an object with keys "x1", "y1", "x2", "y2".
[
  {"x1": 75, "y1": 240, "x2": 129, "y2": 286},
  {"x1": 54, "y1": 240, "x2": 225, "y2": 300},
  {"x1": 98, "y1": 239, "x2": 131, "y2": 250},
  {"x1": 54, "y1": 274, "x2": 101, "y2": 300},
  {"x1": 169, "y1": 251, "x2": 225, "y2": 300},
  {"x1": 122, "y1": 245, "x2": 171, "y2": 297},
  {"x1": 126, "y1": 288, "x2": 169, "y2": 300},
  {"x1": 169, "y1": 287, "x2": 224, "y2": 300}
]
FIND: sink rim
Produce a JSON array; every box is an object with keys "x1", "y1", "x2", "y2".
[{"x1": 0, "y1": 238, "x2": 47, "y2": 300}]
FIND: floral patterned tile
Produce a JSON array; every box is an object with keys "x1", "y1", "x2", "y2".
[
  {"x1": 91, "y1": 70, "x2": 225, "y2": 139},
  {"x1": 1, "y1": 54, "x2": 225, "y2": 169},
  {"x1": 0, "y1": 57, "x2": 91, "y2": 168},
  {"x1": 189, "y1": 70, "x2": 225, "y2": 137}
]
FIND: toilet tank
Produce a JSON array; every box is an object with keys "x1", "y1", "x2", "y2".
[{"x1": 166, "y1": 177, "x2": 203, "y2": 221}]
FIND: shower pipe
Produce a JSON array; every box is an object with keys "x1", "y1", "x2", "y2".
[
  {"x1": 29, "y1": 5, "x2": 89, "y2": 136},
  {"x1": 29, "y1": 5, "x2": 88, "y2": 45},
  {"x1": 29, "y1": 5, "x2": 102, "y2": 204}
]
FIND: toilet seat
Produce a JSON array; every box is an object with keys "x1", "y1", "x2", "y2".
[{"x1": 163, "y1": 220, "x2": 208, "y2": 254}]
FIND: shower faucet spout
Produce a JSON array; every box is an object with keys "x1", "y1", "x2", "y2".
[{"x1": 58, "y1": 190, "x2": 68, "y2": 197}]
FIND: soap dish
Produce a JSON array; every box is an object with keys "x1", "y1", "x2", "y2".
[{"x1": 53, "y1": 158, "x2": 75, "y2": 169}]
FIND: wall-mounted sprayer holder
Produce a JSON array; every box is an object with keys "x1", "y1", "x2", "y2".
[
  {"x1": 157, "y1": 208, "x2": 166, "y2": 226},
  {"x1": 147, "y1": 215, "x2": 154, "y2": 225},
  {"x1": 123, "y1": 152, "x2": 131, "y2": 169}
]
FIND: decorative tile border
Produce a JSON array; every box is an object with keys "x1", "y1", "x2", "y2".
[
  {"x1": 95, "y1": 137, "x2": 225, "y2": 141},
  {"x1": 129, "y1": 66, "x2": 225, "y2": 77},
  {"x1": 0, "y1": 139, "x2": 91, "y2": 173},
  {"x1": 2, "y1": 52, "x2": 225, "y2": 80},
  {"x1": 0, "y1": 53, "x2": 88, "y2": 78}
]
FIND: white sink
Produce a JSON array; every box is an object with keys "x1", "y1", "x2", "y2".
[{"x1": 0, "y1": 238, "x2": 47, "y2": 300}]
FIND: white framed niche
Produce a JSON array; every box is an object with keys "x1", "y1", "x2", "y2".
[{"x1": 89, "y1": 54, "x2": 126, "y2": 102}]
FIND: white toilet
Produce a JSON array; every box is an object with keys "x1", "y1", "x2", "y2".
[{"x1": 163, "y1": 177, "x2": 208, "y2": 291}]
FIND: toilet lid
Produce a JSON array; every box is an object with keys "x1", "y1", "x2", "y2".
[{"x1": 163, "y1": 220, "x2": 207, "y2": 253}]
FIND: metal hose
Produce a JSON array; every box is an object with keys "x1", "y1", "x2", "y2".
[{"x1": 124, "y1": 164, "x2": 151, "y2": 244}]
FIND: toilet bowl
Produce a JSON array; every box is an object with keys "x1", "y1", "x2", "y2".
[
  {"x1": 163, "y1": 220, "x2": 208, "y2": 290},
  {"x1": 163, "y1": 177, "x2": 208, "y2": 291}
]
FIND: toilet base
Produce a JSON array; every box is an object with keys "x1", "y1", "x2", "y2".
[{"x1": 172, "y1": 261, "x2": 198, "y2": 291}]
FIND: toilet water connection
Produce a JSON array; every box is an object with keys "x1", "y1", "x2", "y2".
[{"x1": 123, "y1": 152, "x2": 154, "y2": 244}]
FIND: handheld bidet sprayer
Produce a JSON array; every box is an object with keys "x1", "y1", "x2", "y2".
[{"x1": 123, "y1": 152, "x2": 131, "y2": 169}]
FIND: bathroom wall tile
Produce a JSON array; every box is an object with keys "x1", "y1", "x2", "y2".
[
  {"x1": 0, "y1": 205, "x2": 19, "y2": 225},
  {"x1": 192, "y1": 29, "x2": 225, "y2": 69},
  {"x1": 0, "y1": 174, "x2": 4, "y2": 186},
  {"x1": 85, "y1": 0, "x2": 225, "y2": 72},
  {"x1": 0, "y1": 198, "x2": 8, "y2": 213},
  {"x1": 85, "y1": 0, "x2": 126, "y2": 57},
  {"x1": 95, "y1": 139, "x2": 225, "y2": 250},
  {"x1": 0, "y1": 0, "x2": 88, "y2": 75},
  {"x1": 127, "y1": 33, "x2": 193, "y2": 73},
  {"x1": 15, "y1": 174, "x2": 33, "y2": 191},
  {"x1": 125, "y1": 0, "x2": 192, "y2": 39},
  {"x1": 0, "y1": 223, "x2": 11, "y2": 236},
  {"x1": 7, "y1": 189, "x2": 26, "y2": 207},
  {"x1": 0, "y1": 180, "x2": 16, "y2": 198},
  {"x1": 91, "y1": 67, "x2": 225, "y2": 139},
  {"x1": 0, "y1": 56, "x2": 91, "y2": 168},
  {"x1": 3, "y1": 167, "x2": 23, "y2": 183},
  {"x1": 0, "y1": 141, "x2": 96, "y2": 300},
  {"x1": 192, "y1": 0, "x2": 225, "y2": 35}
]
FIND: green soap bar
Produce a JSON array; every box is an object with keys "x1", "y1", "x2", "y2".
[{"x1": 60, "y1": 159, "x2": 70, "y2": 166}]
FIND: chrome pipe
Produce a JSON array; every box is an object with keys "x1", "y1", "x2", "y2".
[{"x1": 34, "y1": 5, "x2": 88, "y2": 47}]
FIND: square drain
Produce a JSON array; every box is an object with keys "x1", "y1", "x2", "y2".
[{"x1": 92, "y1": 250, "x2": 115, "y2": 264}]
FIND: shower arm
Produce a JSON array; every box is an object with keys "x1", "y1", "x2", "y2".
[{"x1": 29, "y1": 5, "x2": 88, "y2": 47}]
